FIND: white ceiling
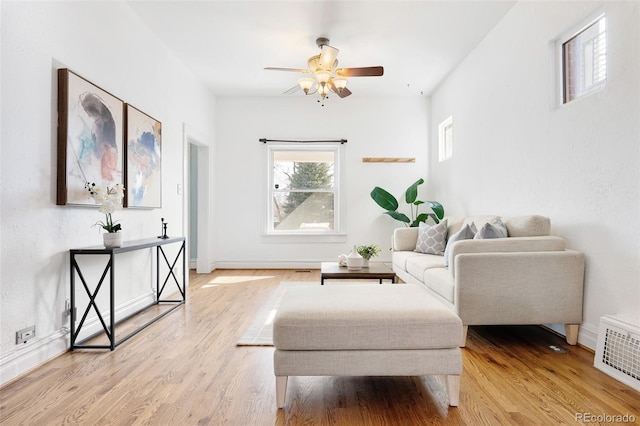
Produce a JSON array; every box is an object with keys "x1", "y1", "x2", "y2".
[{"x1": 126, "y1": 1, "x2": 516, "y2": 98}]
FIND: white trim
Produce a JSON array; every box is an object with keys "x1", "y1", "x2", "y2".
[
  {"x1": 183, "y1": 123, "x2": 214, "y2": 274},
  {"x1": 265, "y1": 143, "x2": 344, "y2": 237},
  {"x1": 438, "y1": 116, "x2": 453, "y2": 162},
  {"x1": 0, "y1": 291, "x2": 157, "y2": 386},
  {"x1": 0, "y1": 329, "x2": 68, "y2": 386},
  {"x1": 554, "y1": 8, "x2": 606, "y2": 106},
  {"x1": 214, "y1": 261, "x2": 322, "y2": 269},
  {"x1": 260, "y1": 232, "x2": 347, "y2": 243},
  {"x1": 73, "y1": 291, "x2": 155, "y2": 342}
]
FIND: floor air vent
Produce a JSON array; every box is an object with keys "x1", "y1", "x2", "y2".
[{"x1": 594, "y1": 316, "x2": 640, "y2": 392}]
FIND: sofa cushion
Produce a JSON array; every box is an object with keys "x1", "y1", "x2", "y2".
[
  {"x1": 415, "y1": 219, "x2": 448, "y2": 255},
  {"x1": 393, "y1": 227, "x2": 419, "y2": 251},
  {"x1": 463, "y1": 215, "x2": 500, "y2": 231},
  {"x1": 406, "y1": 254, "x2": 445, "y2": 281},
  {"x1": 392, "y1": 251, "x2": 425, "y2": 272},
  {"x1": 504, "y1": 215, "x2": 551, "y2": 237},
  {"x1": 423, "y1": 267, "x2": 456, "y2": 303},
  {"x1": 444, "y1": 223, "x2": 477, "y2": 267},
  {"x1": 474, "y1": 218, "x2": 508, "y2": 240}
]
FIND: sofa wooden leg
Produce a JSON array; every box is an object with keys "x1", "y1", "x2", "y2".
[
  {"x1": 446, "y1": 375, "x2": 460, "y2": 407},
  {"x1": 565, "y1": 324, "x2": 579, "y2": 345},
  {"x1": 460, "y1": 325, "x2": 468, "y2": 347},
  {"x1": 276, "y1": 376, "x2": 288, "y2": 408}
]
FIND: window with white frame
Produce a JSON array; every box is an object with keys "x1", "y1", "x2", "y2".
[
  {"x1": 267, "y1": 144, "x2": 340, "y2": 234},
  {"x1": 562, "y1": 14, "x2": 607, "y2": 104},
  {"x1": 438, "y1": 116, "x2": 453, "y2": 162}
]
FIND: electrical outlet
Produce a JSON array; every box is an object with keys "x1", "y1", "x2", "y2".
[{"x1": 16, "y1": 325, "x2": 36, "y2": 344}]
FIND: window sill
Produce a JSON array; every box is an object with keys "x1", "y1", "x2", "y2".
[{"x1": 261, "y1": 232, "x2": 347, "y2": 244}]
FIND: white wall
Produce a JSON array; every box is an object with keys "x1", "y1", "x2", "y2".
[
  {"x1": 0, "y1": 1, "x2": 216, "y2": 384},
  {"x1": 214, "y1": 96, "x2": 431, "y2": 267},
  {"x1": 429, "y1": 1, "x2": 640, "y2": 348}
]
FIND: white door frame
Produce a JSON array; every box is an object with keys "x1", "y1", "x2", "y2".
[{"x1": 183, "y1": 123, "x2": 213, "y2": 273}]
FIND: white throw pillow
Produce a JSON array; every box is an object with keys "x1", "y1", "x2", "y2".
[
  {"x1": 414, "y1": 219, "x2": 448, "y2": 255},
  {"x1": 444, "y1": 223, "x2": 477, "y2": 267},
  {"x1": 474, "y1": 217, "x2": 508, "y2": 239}
]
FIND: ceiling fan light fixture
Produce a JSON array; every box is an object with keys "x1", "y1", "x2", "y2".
[
  {"x1": 265, "y1": 37, "x2": 383, "y2": 105},
  {"x1": 314, "y1": 70, "x2": 332, "y2": 85},
  {"x1": 318, "y1": 84, "x2": 330, "y2": 98},
  {"x1": 298, "y1": 77, "x2": 315, "y2": 95},
  {"x1": 332, "y1": 77, "x2": 348, "y2": 93}
]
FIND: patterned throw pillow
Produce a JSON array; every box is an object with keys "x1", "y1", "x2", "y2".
[
  {"x1": 414, "y1": 219, "x2": 448, "y2": 255},
  {"x1": 474, "y1": 217, "x2": 508, "y2": 239},
  {"x1": 444, "y1": 223, "x2": 477, "y2": 267}
]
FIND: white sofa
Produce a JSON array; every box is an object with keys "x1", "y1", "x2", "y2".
[{"x1": 392, "y1": 215, "x2": 585, "y2": 346}]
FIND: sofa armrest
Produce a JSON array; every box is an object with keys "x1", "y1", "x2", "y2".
[
  {"x1": 453, "y1": 250, "x2": 585, "y2": 325},
  {"x1": 392, "y1": 227, "x2": 419, "y2": 251},
  {"x1": 448, "y1": 236, "x2": 566, "y2": 277}
]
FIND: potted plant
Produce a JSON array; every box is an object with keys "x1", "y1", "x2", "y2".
[
  {"x1": 370, "y1": 178, "x2": 444, "y2": 227},
  {"x1": 85, "y1": 182, "x2": 125, "y2": 247},
  {"x1": 357, "y1": 244, "x2": 381, "y2": 267}
]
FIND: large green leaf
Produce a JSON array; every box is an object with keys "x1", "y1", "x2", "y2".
[
  {"x1": 370, "y1": 187, "x2": 398, "y2": 211},
  {"x1": 426, "y1": 201, "x2": 445, "y2": 220},
  {"x1": 404, "y1": 178, "x2": 424, "y2": 204},
  {"x1": 415, "y1": 213, "x2": 429, "y2": 223},
  {"x1": 384, "y1": 211, "x2": 410, "y2": 224},
  {"x1": 426, "y1": 213, "x2": 440, "y2": 224}
]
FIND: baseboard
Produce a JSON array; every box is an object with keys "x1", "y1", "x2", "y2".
[
  {"x1": 0, "y1": 329, "x2": 68, "y2": 387},
  {"x1": 543, "y1": 323, "x2": 598, "y2": 350},
  {"x1": 0, "y1": 291, "x2": 155, "y2": 387},
  {"x1": 74, "y1": 291, "x2": 156, "y2": 342},
  {"x1": 213, "y1": 261, "x2": 321, "y2": 269}
]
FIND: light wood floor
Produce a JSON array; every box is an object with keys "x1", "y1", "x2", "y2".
[{"x1": 1, "y1": 269, "x2": 638, "y2": 425}]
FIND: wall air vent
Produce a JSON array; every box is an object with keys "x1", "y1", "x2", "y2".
[{"x1": 594, "y1": 316, "x2": 640, "y2": 392}]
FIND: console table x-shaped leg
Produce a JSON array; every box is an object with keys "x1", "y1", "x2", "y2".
[{"x1": 70, "y1": 237, "x2": 186, "y2": 350}]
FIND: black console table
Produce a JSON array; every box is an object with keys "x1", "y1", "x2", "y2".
[{"x1": 69, "y1": 237, "x2": 186, "y2": 350}]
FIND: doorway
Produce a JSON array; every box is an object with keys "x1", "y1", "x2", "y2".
[{"x1": 185, "y1": 125, "x2": 212, "y2": 274}]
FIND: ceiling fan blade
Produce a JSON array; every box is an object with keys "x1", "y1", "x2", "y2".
[
  {"x1": 336, "y1": 87, "x2": 352, "y2": 98},
  {"x1": 319, "y1": 45, "x2": 339, "y2": 70},
  {"x1": 336, "y1": 66, "x2": 384, "y2": 77},
  {"x1": 283, "y1": 84, "x2": 301, "y2": 95},
  {"x1": 264, "y1": 67, "x2": 311, "y2": 74},
  {"x1": 328, "y1": 80, "x2": 352, "y2": 98}
]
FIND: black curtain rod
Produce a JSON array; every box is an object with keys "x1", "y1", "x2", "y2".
[{"x1": 259, "y1": 138, "x2": 347, "y2": 144}]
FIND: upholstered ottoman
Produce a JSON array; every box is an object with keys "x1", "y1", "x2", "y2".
[{"x1": 273, "y1": 284, "x2": 463, "y2": 408}]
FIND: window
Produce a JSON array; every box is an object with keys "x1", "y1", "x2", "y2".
[
  {"x1": 438, "y1": 116, "x2": 453, "y2": 162},
  {"x1": 562, "y1": 14, "x2": 607, "y2": 103},
  {"x1": 267, "y1": 144, "x2": 341, "y2": 234}
]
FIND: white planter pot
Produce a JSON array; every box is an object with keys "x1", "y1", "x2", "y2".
[{"x1": 103, "y1": 232, "x2": 122, "y2": 248}]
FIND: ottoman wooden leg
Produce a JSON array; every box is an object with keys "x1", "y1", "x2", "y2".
[
  {"x1": 276, "y1": 375, "x2": 288, "y2": 408},
  {"x1": 446, "y1": 375, "x2": 460, "y2": 407}
]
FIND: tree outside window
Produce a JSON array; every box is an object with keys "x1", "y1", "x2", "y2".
[{"x1": 269, "y1": 146, "x2": 339, "y2": 233}]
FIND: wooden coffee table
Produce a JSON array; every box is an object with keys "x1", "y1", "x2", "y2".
[{"x1": 320, "y1": 262, "x2": 396, "y2": 285}]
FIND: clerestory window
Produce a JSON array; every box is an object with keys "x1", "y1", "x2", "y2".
[{"x1": 562, "y1": 14, "x2": 607, "y2": 104}]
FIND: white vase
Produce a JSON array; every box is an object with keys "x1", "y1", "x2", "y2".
[
  {"x1": 103, "y1": 232, "x2": 122, "y2": 248},
  {"x1": 362, "y1": 258, "x2": 369, "y2": 268},
  {"x1": 346, "y1": 245, "x2": 363, "y2": 270}
]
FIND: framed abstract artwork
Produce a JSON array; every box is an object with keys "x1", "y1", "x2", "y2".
[
  {"x1": 57, "y1": 69, "x2": 124, "y2": 205},
  {"x1": 124, "y1": 104, "x2": 162, "y2": 208}
]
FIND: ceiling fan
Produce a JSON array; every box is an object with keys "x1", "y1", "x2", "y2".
[{"x1": 265, "y1": 37, "x2": 384, "y2": 105}]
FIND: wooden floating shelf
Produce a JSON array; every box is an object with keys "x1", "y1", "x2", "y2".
[{"x1": 362, "y1": 157, "x2": 416, "y2": 163}]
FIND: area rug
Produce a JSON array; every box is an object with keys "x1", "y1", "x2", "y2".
[
  {"x1": 236, "y1": 282, "x2": 298, "y2": 346},
  {"x1": 237, "y1": 281, "x2": 345, "y2": 346}
]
